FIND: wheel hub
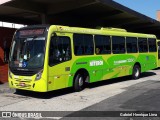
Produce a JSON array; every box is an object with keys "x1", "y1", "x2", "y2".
[
  {"x1": 79, "y1": 77, "x2": 83, "y2": 86},
  {"x1": 135, "y1": 68, "x2": 139, "y2": 77}
]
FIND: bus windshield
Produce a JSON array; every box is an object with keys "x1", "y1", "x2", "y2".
[{"x1": 10, "y1": 31, "x2": 46, "y2": 69}]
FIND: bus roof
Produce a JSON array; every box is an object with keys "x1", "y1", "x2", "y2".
[{"x1": 50, "y1": 25, "x2": 156, "y2": 38}]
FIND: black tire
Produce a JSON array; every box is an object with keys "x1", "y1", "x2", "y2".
[
  {"x1": 132, "y1": 65, "x2": 141, "y2": 80},
  {"x1": 74, "y1": 74, "x2": 85, "y2": 92}
]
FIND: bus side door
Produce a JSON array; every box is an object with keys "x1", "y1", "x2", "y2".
[{"x1": 48, "y1": 32, "x2": 72, "y2": 90}]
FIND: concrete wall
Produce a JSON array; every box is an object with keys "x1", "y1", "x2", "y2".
[
  {"x1": 0, "y1": 27, "x2": 16, "y2": 83},
  {"x1": 0, "y1": 0, "x2": 11, "y2": 5},
  {"x1": 157, "y1": 10, "x2": 160, "y2": 21}
]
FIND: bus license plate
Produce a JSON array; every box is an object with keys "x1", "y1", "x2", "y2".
[{"x1": 20, "y1": 83, "x2": 25, "y2": 87}]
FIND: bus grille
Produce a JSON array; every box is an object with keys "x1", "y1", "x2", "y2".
[
  {"x1": 15, "y1": 83, "x2": 31, "y2": 89},
  {"x1": 11, "y1": 69, "x2": 37, "y2": 76},
  {"x1": 14, "y1": 78, "x2": 32, "y2": 82}
]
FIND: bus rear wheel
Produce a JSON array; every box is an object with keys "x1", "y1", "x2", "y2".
[
  {"x1": 74, "y1": 74, "x2": 85, "y2": 92},
  {"x1": 132, "y1": 65, "x2": 141, "y2": 80}
]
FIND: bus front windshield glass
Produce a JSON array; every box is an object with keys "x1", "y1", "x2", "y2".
[{"x1": 10, "y1": 35, "x2": 46, "y2": 69}]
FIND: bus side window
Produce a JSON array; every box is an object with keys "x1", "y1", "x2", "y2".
[
  {"x1": 73, "y1": 34, "x2": 94, "y2": 56},
  {"x1": 126, "y1": 37, "x2": 138, "y2": 53},
  {"x1": 94, "y1": 35, "x2": 111, "y2": 55},
  {"x1": 86, "y1": 45, "x2": 93, "y2": 54},
  {"x1": 77, "y1": 45, "x2": 83, "y2": 55},
  {"x1": 112, "y1": 36, "x2": 125, "y2": 54},
  {"x1": 138, "y1": 38, "x2": 148, "y2": 53},
  {"x1": 148, "y1": 38, "x2": 157, "y2": 52},
  {"x1": 49, "y1": 36, "x2": 71, "y2": 66}
]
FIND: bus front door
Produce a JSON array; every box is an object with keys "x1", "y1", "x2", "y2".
[{"x1": 48, "y1": 33, "x2": 72, "y2": 90}]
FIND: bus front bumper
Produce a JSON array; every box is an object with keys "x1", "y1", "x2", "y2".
[{"x1": 9, "y1": 75, "x2": 47, "y2": 92}]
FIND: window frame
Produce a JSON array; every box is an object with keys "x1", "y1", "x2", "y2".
[
  {"x1": 126, "y1": 37, "x2": 138, "y2": 53},
  {"x1": 73, "y1": 33, "x2": 94, "y2": 56},
  {"x1": 138, "y1": 37, "x2": 148, "y2": 53},
  {"x1": 112, "y1": 36, "x2": 126, "y2": 54},
  {"x1": 49, "y1": 34, "x2": 72, "y2": 66},
  {"x1": 94, "y1": 35, "x2": 111, "y2": 55},
  {"x1": 148, "y1": 38, "x2": 157, "y2": 52}
]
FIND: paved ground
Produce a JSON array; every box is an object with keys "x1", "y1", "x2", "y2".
[
  {"x1": 0, "y1": 82, "x2": 15, "y2": 93},
  {"x1": 0, "y1": 69, "x2": 160, "y2": 120}
]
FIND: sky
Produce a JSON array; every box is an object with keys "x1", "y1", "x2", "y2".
[{"x1": 113, "y1": 0, "x2": 160, "y2": 20}]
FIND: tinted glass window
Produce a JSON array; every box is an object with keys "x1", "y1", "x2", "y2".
[
  {"x1": 10, "y1": 37, "x2": 46, "y2": 69},
  {"x1": 73, "y1": 34, "x2": 94, "y2": 55},
  {"x1": 138, "y1": 38, "x2": 148, "y2": 53},
  {"x1": 148, "y1": 38, "x2": 157, "y2": 52},
  {"x1": 126, "y1": 37, "x2": 138, "y2": 53},
  {"x1": 112, "y1": 36, "x2": 125, "y2": 54},
  {"x1": 49, "y1": 36, "x2": 71, "y2": 66},
  {"x1": 95, "y1": 35, "x2": 111, "y2": 54}
]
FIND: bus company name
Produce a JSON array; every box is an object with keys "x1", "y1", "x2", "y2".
[
  {"x1": 114, "y1": 58, "x2": 134, "y2": 65},
  {"x1": 90, "y1": 60, "x2": 103, "y2": 66}
]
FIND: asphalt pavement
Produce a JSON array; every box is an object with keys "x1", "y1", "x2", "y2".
[{"x1": 0, "y1": 69, "x2": 160, "y2": 120}]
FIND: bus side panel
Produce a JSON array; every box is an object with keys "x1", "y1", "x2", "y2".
[
  {"x1": 157, "y1": 40, "x2": 160, "y2": 67},
  {"x1": 68, "y1": 56, "x2": 106, "y2": 86},
  {"x1": 102, "y1": 54, "x2": 137, "y2": 80},
  {"x1": 146, "y1": 53, "x2": 157, "y2": 70},
  {"x1": 69, "y1": 53, "x2": 157, "y2": 84},
  {"x1": 69, "y1": 54, "x2": 136, "y2": 85},
  {"x1": 48, "y1": 61, "x2": 72, "y2": 91},
  {"x1": 136, "y1": 53, "x2": 157, "y2": 72}
]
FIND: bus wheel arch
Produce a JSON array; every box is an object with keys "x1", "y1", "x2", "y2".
[
  {"x1": 132, "y1": 62, "x2": 141, "y2": 80},
  {"x1": 73, "y1": 68, "x2": 89, "y2": 92}
]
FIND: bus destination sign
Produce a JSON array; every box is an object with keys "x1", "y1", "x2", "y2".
[{"x1": 19, "y1": 29, "x2": 45, "y2": 36}]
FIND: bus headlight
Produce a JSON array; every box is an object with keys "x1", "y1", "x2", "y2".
[
  {"x1": 9, "y1": 70, "x2": 12, "y2": 79},
  {"x1": 35, "y1": 70, "x2": 43, "y2": 80}
]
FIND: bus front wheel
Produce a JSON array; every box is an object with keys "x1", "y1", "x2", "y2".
[
  {"x1": 132, "y1": 65, "x2": 141, "y2": 80},
  {"x1": 74, "y1": 74, "x2": 84, "y2": 92}
]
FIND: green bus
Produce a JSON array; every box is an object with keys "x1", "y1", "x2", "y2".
[{"x1": 8, "y1": 25, "x2": 158, "y2": 92}]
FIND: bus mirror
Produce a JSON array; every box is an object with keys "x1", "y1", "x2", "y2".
[
  {"x1": 3, "y1": 49, "x2": 8, "y2": 63},
  {"x1": 3, "y1": 40, "x2": 9, "y2": 63},
  {"x1": 158, "y1": 42, "x2": 160, "y2": 46}
]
